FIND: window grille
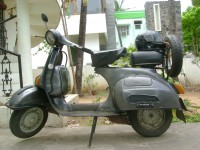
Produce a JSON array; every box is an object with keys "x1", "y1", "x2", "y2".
[
  {"x1": 118, "y1": 25, "x2": 129, "y2": 36},
  {"x1": 0, "y1": 9, "x2": 6, "y2": 49}
]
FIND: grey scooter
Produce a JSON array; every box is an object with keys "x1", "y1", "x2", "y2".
[{"x1": 6, "y1": 14, "x2": 186, "y2": 147}]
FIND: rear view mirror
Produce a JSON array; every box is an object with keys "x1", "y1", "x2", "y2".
[{"x1": 41, "y1": 13, "x2": 48, "y2": 23}]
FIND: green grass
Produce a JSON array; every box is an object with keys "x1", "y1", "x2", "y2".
[
  {"x1": 184, "y1": 114, "x2": 200, "y2": 123},
  {"x1": 173, "y1": 99, "x2": 200, "y2": 123},
  {"x1": 96, "y1": 90, "x2": 109, "y2": 97}
]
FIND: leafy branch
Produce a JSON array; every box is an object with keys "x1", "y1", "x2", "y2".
[
  {"x1": 113, "y1": 44, "x2": 136, "y2": 67},
  {"x1": 32, "y1": 40, "x2": 51, "y2": 56}
]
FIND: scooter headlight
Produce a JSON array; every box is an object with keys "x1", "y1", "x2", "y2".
[{"x1": 45, "y1": 30, "x2": 58, "y2": 45}]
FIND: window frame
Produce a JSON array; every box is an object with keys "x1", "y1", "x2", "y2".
[
  {"x1": 153, "y1": 4, "x2": 162, "y2": 31},
  {"x1": 118, "y1": 25, "x2": 130, "y2": 36},
  {"x1": 134, "y1": 20, "x2": 142, "y2": 30}
]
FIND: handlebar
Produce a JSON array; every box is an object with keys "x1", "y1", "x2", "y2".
[
  {"x1": 46, "y1": 29, "x2": 94, "y2": 55},
  {"x1": 81, "y1": 47, "x2": 94, "y2": 55},
  {"x1": 60, "y1": 36, "x2": 94, "y2": 55}
]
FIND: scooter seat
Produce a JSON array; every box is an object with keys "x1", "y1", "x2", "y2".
[
  {"x1": 91, "y1": 47, "x2": 126, "y2": 67},
  {"x1": 130, "y1": 51, "x2": 163, "y2": 68}
]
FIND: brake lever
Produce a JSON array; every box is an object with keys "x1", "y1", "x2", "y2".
[{"x1": 35, "y1": 35, "x2": 45, "y2": 38}]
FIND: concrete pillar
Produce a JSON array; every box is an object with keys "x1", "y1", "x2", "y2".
[{"x1": 16, "y1": 0, "x2": 33, "y2": 86}]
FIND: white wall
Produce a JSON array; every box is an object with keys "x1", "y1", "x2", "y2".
[
  {"x1": 33, "y1": 65, "x2": 108, "y2": 92},
  {"x1": 32, "y1": 12, "x2": 105, "y2": 69},
  {"x1": 31, "y1": 33, "x2": 100, "y2": 69},
  {"x1": 84, "y1": 34, "x2": 100, "y2": 65},
  {"x1": 65, "y1": 14, "x2": 107, "y2": 35},
  {"x1": 5, "y1": 18, "x2": 17, "y2": 52},
  {"x1": 32, "y1": 57, "x2": 200, "y2": 93},
  {"x1": 31, "y1": 44, "x2": 49, "y2": 69},
  {"x1": 179, "y1": 57, "x2": 200, "y2": 87}
]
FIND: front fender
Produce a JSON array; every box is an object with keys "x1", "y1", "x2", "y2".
[{"x1": 6, "y1": 85, "x2": 49, "y2": 110}]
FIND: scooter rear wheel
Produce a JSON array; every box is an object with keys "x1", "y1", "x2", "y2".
[
  {"x1": 9, "y1": 107, "x2": 48, "y2": 138},
  {"x1": 128, "y1": 109, "x2": 172, "y2": 137}
]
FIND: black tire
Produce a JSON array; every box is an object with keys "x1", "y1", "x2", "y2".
[
  {"x1": 9, "y1": 107, "x2": 48, "y2": 138},
  {"x1": 164, "y1": 35, "x2": 183, "y2": 77},
  {"x1": 128, "y1": 109, "x2": 172, "y2": 137}
]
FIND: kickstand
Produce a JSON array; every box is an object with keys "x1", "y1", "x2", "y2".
[{"x1": 88, "y1": 116, "x2": 98, "y2": 148}]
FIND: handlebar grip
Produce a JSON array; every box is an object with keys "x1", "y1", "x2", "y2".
[
  {"x1": 48, "y1": 49, "x2": 58, "y2": 69},
  {"x1": 82, "y1": 47, "x2": 94, "y2": 55}
]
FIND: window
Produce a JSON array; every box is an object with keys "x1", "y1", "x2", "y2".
[
  {"x1": 135, "y1": 25, "x2": 141, "y2": 29},
  {"x1": 69, "y1": 0, "x2": 103, "y2": 15},
  {"x1": 153, "y1": 4, "x2": 161, "y2": 31},
  {"x1": 134, "y1": 20, "x2": 142, "y2": 30},
  {"x1": 118, "y1": 25, "x2": 129, "y2": 36}
]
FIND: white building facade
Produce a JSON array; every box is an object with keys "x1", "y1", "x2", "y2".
[
  {"x1": 0, "y1": 0, "x2": 60, "y2": 100},
  {"x1": 0, "y1": 0, "x2": 120, "y2": 100},
  {"x1": 32, "y1": 0, "x2": 116, "y2": 68},
  {"x1": 115, "y1": 10, "x2": 146, "y2": 48}
]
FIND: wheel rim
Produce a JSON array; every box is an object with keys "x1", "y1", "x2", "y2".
[
  {"x1": 167, "y1": 49, "x2": 172, "y2": 70},
  {"x1": 19, "y1": 107, "x2": 44, "y2": 133},
  {"x1": 137, "y1": 110, "x2": 165, "y2": 130},
  {"x1": 165, "y1": 47, "x2": 172, "y2": 70}
]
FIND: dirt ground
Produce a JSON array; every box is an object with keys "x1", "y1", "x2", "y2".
[
  {"x1": 64, "y1": 92, "x2": 111, "y2": 127},
  {"x1": 180, "y1": 88, "x2": 200, "y2": 106},
  {"x1": 78, "y1": 91, "x2": 108, "y2": 104}
]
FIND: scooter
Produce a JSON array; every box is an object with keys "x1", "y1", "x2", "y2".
[{"x1": 6, "y1": 14, "x2": 186, "y2": 147}]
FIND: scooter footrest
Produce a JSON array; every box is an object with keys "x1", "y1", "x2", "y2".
[{"x1": 59, "y1": 111, "x2": 119, "y2": 117}]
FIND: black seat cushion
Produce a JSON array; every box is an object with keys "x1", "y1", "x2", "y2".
[
  {"x1": 91, "y1": 47, "x2": 126, "y2": 67},
  {"x1": 130, "y1": 51, "x2": 163, "y2": 67}
]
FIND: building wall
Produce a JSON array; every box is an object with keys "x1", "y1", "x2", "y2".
[
  {"x1": 33, "y1": 65, "x2": 108, "y2": 93},
  {"x1": 116, "y1": 18, "x2": 146, "y2": 48},
  {"x1": 31, "y1": 33, "x2": 100, "y2": 69},
  {"x1": 179, "y1": 57, "x2": 200, "y2": 87},
  {"x1": 31, "y1": 2, "x2": 115, "y2": 68},
  {"x1": 64, "y1": 14, "x2": 107, "y2": 35},
  {"x1": 32, "y1": 13, "x2": 108, "y2": 69},
  {"x1": 84, "y1": 34, "x2": 100, "y2": 65},
  {"x1": 145, "y1": 1, "x2": 183, "y2": 41},
  {"x1": 5, "y1": 18, "x2": 17, "y2": 52},
  {"x1": 32, "y1": 57, "x2": 200, "y2": 92}
]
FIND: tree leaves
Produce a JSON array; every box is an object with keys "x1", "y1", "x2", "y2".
[
  {"x1": 182, "y1": 7, "x2": 200, "y2": 55},
  {"x1": 114, "y1": 0, "x2": 127, "y2": 11},
  {"x1": 192, "y1": 0, "x2": 200, "y2": 7}
]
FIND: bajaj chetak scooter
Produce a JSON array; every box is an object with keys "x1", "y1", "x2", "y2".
[{"x1": 6, "y1": 14, "x2": 186, "y2": 146}]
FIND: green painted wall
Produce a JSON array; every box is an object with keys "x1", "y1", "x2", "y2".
[{"x1": 115, "y1": 11, "x2": 145, "y2": 19}]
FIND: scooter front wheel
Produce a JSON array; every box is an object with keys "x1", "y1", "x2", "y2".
[
  {"x1": 9, "y1": 107, "x2": 48, "y2": 138},
  {"x1": 128, "y1": 109, "x2": 172, "y2": 137}
]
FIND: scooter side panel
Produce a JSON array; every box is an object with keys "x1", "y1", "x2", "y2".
[
  {"x1": 95, "y1": 67, "x2": 181, "y2": 110},
  {"x1": 6, "y1": 86, "x2": 49, "y2": 110},
  {"x1": 114, "y1": 76, "x2": 181, "y2": 110}
]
